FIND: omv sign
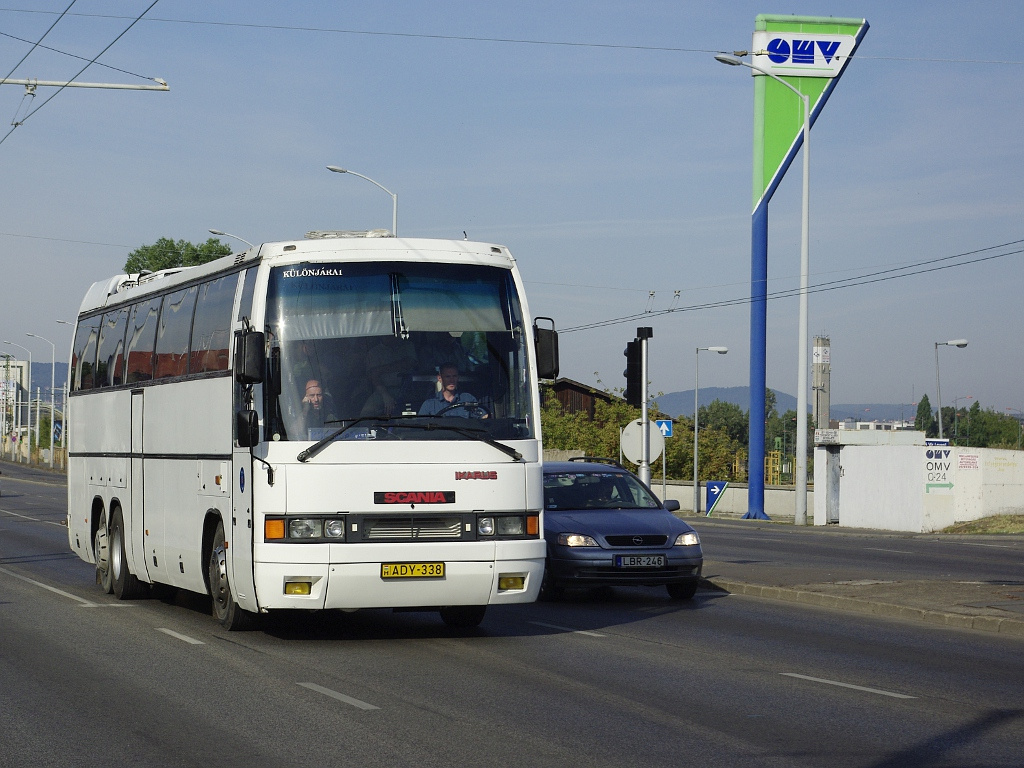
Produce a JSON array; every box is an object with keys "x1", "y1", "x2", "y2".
[{"x1": 752, "y1": 32, "x2": 856, "y2": 77}]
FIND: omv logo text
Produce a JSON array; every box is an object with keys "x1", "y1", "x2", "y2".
[{"x1": 767, "y1": 38, "x2": 842, "y2": 65}]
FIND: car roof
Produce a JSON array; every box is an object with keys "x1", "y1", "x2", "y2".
[{"x1": 544, "y1": 460, "x2": 630, "y2": 475}]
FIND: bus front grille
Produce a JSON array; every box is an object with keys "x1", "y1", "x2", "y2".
[{"x1": 361, "y1": 516, "x2": 464, "y2": 541}]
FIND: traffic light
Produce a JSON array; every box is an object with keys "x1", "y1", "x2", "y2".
[{"x1": 623, "y1": 340, "x2": 642, "y2": 406}]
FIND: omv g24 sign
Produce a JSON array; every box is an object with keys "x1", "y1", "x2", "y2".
[{"x1": 752, "y1": 31, "x2": 857, "y2": 77}]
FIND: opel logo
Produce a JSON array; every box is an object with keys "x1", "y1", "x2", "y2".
[{"x1": 632, "y1": 536, "x2": 643, "y2": 546}]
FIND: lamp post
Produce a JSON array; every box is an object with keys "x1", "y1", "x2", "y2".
[
  {"x1": 934, "y1": 339, "x2": 968, "y2": 439},
  {"x1": 208, "y1": 229, "x2": 255, "y2": 249},
  {"x1": 326, "y1": 166, "x2": 398, "y2": 237},
  {"x1": 694, "y1": 346, "x2": 728, "y2": 515},
  {"x1": 26, "y1": 333, "x2": 55, "y2": 469},
  {"x1": 716, "y1": 53, "x2": 811, "y2": 525},
  {"x1": 3, "y1": 340, "x2": 32, "y2": 456}
]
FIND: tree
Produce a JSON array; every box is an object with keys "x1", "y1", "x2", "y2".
[
  {"x1": 124, "y1": 237, "x2": 231, "y2": 273},
  {"x1": 915, "y1": 395, "x2": 935, "y2": 436},
  {"x1": 699, "y1": 399, "x2": 747, "y2": 446}
]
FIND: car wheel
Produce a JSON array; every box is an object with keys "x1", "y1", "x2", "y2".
[
  {"x1": 538, "y1": 569, "x2": 562, "y2": 602},
  {"x1": 209, "y1": 521, "x2": 259, "y2": 631},
  {"x1": 111, "y1": 508, "x2": 148, "y2": 600},
  {"x1": 667, "y1": 580, "x2": 698, "y2": 600},
  {"x1": 94, "y1": 509, "x2": 113, "y2": 594}
]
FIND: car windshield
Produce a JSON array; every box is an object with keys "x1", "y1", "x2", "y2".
[
  {"x1": 261, "y1": 260, "x2": 534, "y2": 444},
  {"x1": 543, "y1": 471, "x2": 661, "y2": 511}
]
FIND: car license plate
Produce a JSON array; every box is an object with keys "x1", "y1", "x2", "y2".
[
  {"x1": 615, "y1": 555, "x2": 666, "y2": 568},
  {"x1": 380, "y1": 562, "x2": 445, "y2": 579}
]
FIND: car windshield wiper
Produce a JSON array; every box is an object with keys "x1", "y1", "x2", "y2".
[{"x1": 296, "y1": 414, "x2": 423, "y2": 462}]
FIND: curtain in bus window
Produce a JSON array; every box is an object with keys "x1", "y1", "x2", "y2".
[
  {"x1": 398, "y1": 274, "x2": 507, "y2": 332},
  {"x1": 96, "y1": 308, "x2": 129, "y2": 387},
  {"x1": 268, "y1": 267, "x2": 393, "y2": 339},
  {"x1": 71, "y1": 317, "x2": 101, "y2": 392},
  {"x1": 154, "y1": 286, "x2": 198, "y2": 379},
  {"x1": 190, "y1": 275, "x2": 236, "y2": 373},
  {"x1": 125, "y1": 298, "x2": 161, "y2": 384}
]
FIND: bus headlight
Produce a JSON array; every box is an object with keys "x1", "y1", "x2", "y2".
[
  {"x1": 497, "y1": 516, "x2": 524, "y2": 536},
  {"x1": 478, "y1": 517, "x2": 495, "y2": 536},
  {"x1": 323, "y1": 519, "x2": 346, "y2": 539},
  {"x1": 289, "y1": 519, "x2": 322, "y2": 539}
]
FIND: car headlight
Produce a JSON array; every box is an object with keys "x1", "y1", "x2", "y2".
[
  {"x1": 674, "y1": 531, "x2": 700, "y2": 547},
  {"x1": 557, "y1": 533, "x2": 599, "y2": 547},
  {"x1": 289, "y1": 518, "x2": 322, "y2": 539}
]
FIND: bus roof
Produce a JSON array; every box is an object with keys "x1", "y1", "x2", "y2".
[{"x1": 76, "y1": 236, "x2": 515, "y2": 316}]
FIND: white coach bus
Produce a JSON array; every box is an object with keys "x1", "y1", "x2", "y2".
[{"x1": 66, "y1": 232, "x2": 559, "y2": 629}]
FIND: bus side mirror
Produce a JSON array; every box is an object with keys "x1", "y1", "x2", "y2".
[
  {"x1": 237, "y1": 410, "x2": 260, "y2": 447},
  {"x1": 533, "y1": 317, "x2": 559, "y2": 380},
  {"x1": 234, "y1": 329, "x2": 265, "y2": 384}
]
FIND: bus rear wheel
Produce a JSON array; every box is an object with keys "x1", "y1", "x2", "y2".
[
  {"x1": 209, "y1": 521, "x2": 258, "y2": 631},
  {"x1": 111, "y1": 509, "x2": 147, "y2": 600},
  {"x1": 439, "y1": 605, "x2": 486, "y2": 629},
  {"x1": 94, "y1": 509, "x2": 113, "y2": 594}
]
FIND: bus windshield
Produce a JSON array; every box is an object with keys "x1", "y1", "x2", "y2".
[{"x1": 263, "y1": 261, "x2": 535, "y2": 443}]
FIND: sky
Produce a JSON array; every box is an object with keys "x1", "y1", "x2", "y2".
[{"x1": 0, "y1": 1, "x2": 1021, "y2": 414}]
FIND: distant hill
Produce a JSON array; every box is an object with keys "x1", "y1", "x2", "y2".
[{"x1": 653, "y1": 386, "x2": 914, "y2": 423}]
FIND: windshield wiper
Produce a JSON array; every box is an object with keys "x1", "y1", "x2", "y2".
[
  {"x1": 296, "y1": 414, "x2": 422, "y2": 462},
  {"x1": 296, "y1": 415, "x2": 523, "y2": 462}
]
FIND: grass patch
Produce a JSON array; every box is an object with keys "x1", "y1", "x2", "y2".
[{"x1": 942, "y1": 515, "x2": 1024, "y2": 535}]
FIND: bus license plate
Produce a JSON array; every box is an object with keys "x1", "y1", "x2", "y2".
[
  {"x1": 615, "y1": 555, "x2": 665, "y2": 568},
  {"x1": 380, "y1": 562, "x2": 446, "y2": 579}
]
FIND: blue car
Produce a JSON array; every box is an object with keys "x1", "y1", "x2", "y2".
[{"x1": 541, "y1": 459, "x2": 703, "y2": 600}]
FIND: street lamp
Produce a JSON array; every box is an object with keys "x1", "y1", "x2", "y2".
[
  {"x1": 694, "y1": 346, "x2": 728, "y2": 515},
  {"x1": 326, "y1": 165, "x2": 398, "y2": 237},
  {"x1": 3, "y1": 340, "x2": 32, "y2": 454},
  {"x1": 716, "y1": 53, "x2": 811, "y2": 525},
  {"x1": 208, "y1": 229, "x2": 255, "y2": 249},
  {"x1": 26, "y1": 333, "x2": 55, "y2": 469},
  {"x1": 934, "y1": 339, "x2": 968, "y2": 439}
]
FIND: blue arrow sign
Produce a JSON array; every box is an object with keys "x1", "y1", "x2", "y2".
[
  {"x1": 705, "y1": 481, "x2": 729, "y2": 517},
  {"x1": 655, "y1": 419, "x2": 673, "y2": 438}
]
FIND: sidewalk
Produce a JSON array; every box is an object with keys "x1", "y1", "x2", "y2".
[{"x1": 695, "y1": 518, "x2": 1024, "y2": 638}]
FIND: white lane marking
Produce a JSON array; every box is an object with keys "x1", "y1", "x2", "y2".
[
  {"x1": 0, "y1": 508, "x2": 65, "y2": 527},
  {"x1": 0, "y1": 565, "x2": 136, "y2": 608},
  {"x1": 957, "y1": 542, "x2": 1017, "y2": 550},
  {"x1": 298, "y1": 682, "x2": 379, "y2": 711},
  {"x1": 781, "y1": 673, "x2": 916, "y2": 699},
  {"x1": 528, "y1": 621, "x2": 606, "y2": 637},
  {"x1": 864, "y1": 547, "x2": 914, "y2": 554},
  {"x1": 0, "y1": 564, "x2": 98, "y2": 606},
  {"x1": 156, "y1": 628, "x2": 205, "y2": 645}
]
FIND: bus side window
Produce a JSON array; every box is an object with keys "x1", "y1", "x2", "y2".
[
  {"x1": 125, "y1": 298, "x2": 161, "y2": 384},
  {"x1": 96, "y1": 308, "x2": 129, "y2": 388},
  {"x1": 154, "y1": 286, "x2": 198, "y2": 380},
  {"x1": 71, "y1": 317, "x2": 100, "y2": 392},
  {"x1": 191, "y1": 275, "x2": 236, "y2": 374}
]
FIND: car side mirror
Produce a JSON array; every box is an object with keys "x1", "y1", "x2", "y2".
[
  {"x1": 533, "y1": 317, "x2": 559, "y2": 380},
  {"x1": 234, "y1": 329, "x2": 265, "y2": 384},
  {"x1": 236, "y1": 409, "x2": 260, "y2": 447},
  {"x1": 663, "y1": 499, "x2": 680, "y2": 512}
]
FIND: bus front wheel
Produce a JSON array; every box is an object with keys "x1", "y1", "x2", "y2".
[
  {"x1": 439, "y1": 605, "x2": 486, "y2": 629},
  {"x1": 209, "y1": 521, "x2": 258, "y2": 631}
]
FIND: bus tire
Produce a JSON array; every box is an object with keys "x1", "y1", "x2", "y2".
[
  {"x1": 439, "y1": 605, "x2": 486, "y2": 629},
  {"x1": 111, "y1": 508, "x2": 147, "y2": 600},
  {"x1": 209, "y1": 521, "x2": 258, "y2": 631},
  {"x1": 94, "y1": 509, "x2": 113, "y2": 594}
]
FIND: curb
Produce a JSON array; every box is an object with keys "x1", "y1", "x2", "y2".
[{"x1": 700, "y1": 578, "x2": 1024, "y2": 638}]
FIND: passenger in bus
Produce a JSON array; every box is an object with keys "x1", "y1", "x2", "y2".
[
  {"x1": 300, "y1": 379, "x2": 337, "y2": 433},
  {"x1": 359, "y1": 336, "x2": 417, "y2": 417},
  {"x1": 418, "y1": 363, "x2": 485, "y2": 418}
]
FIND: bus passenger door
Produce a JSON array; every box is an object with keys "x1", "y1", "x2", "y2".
[
  {"x1": 229, "y1": 446, "x2": 258, "y2": 612},
  {"x1": 130, "y1": 390, "x2": 150, "y2": 581}
]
